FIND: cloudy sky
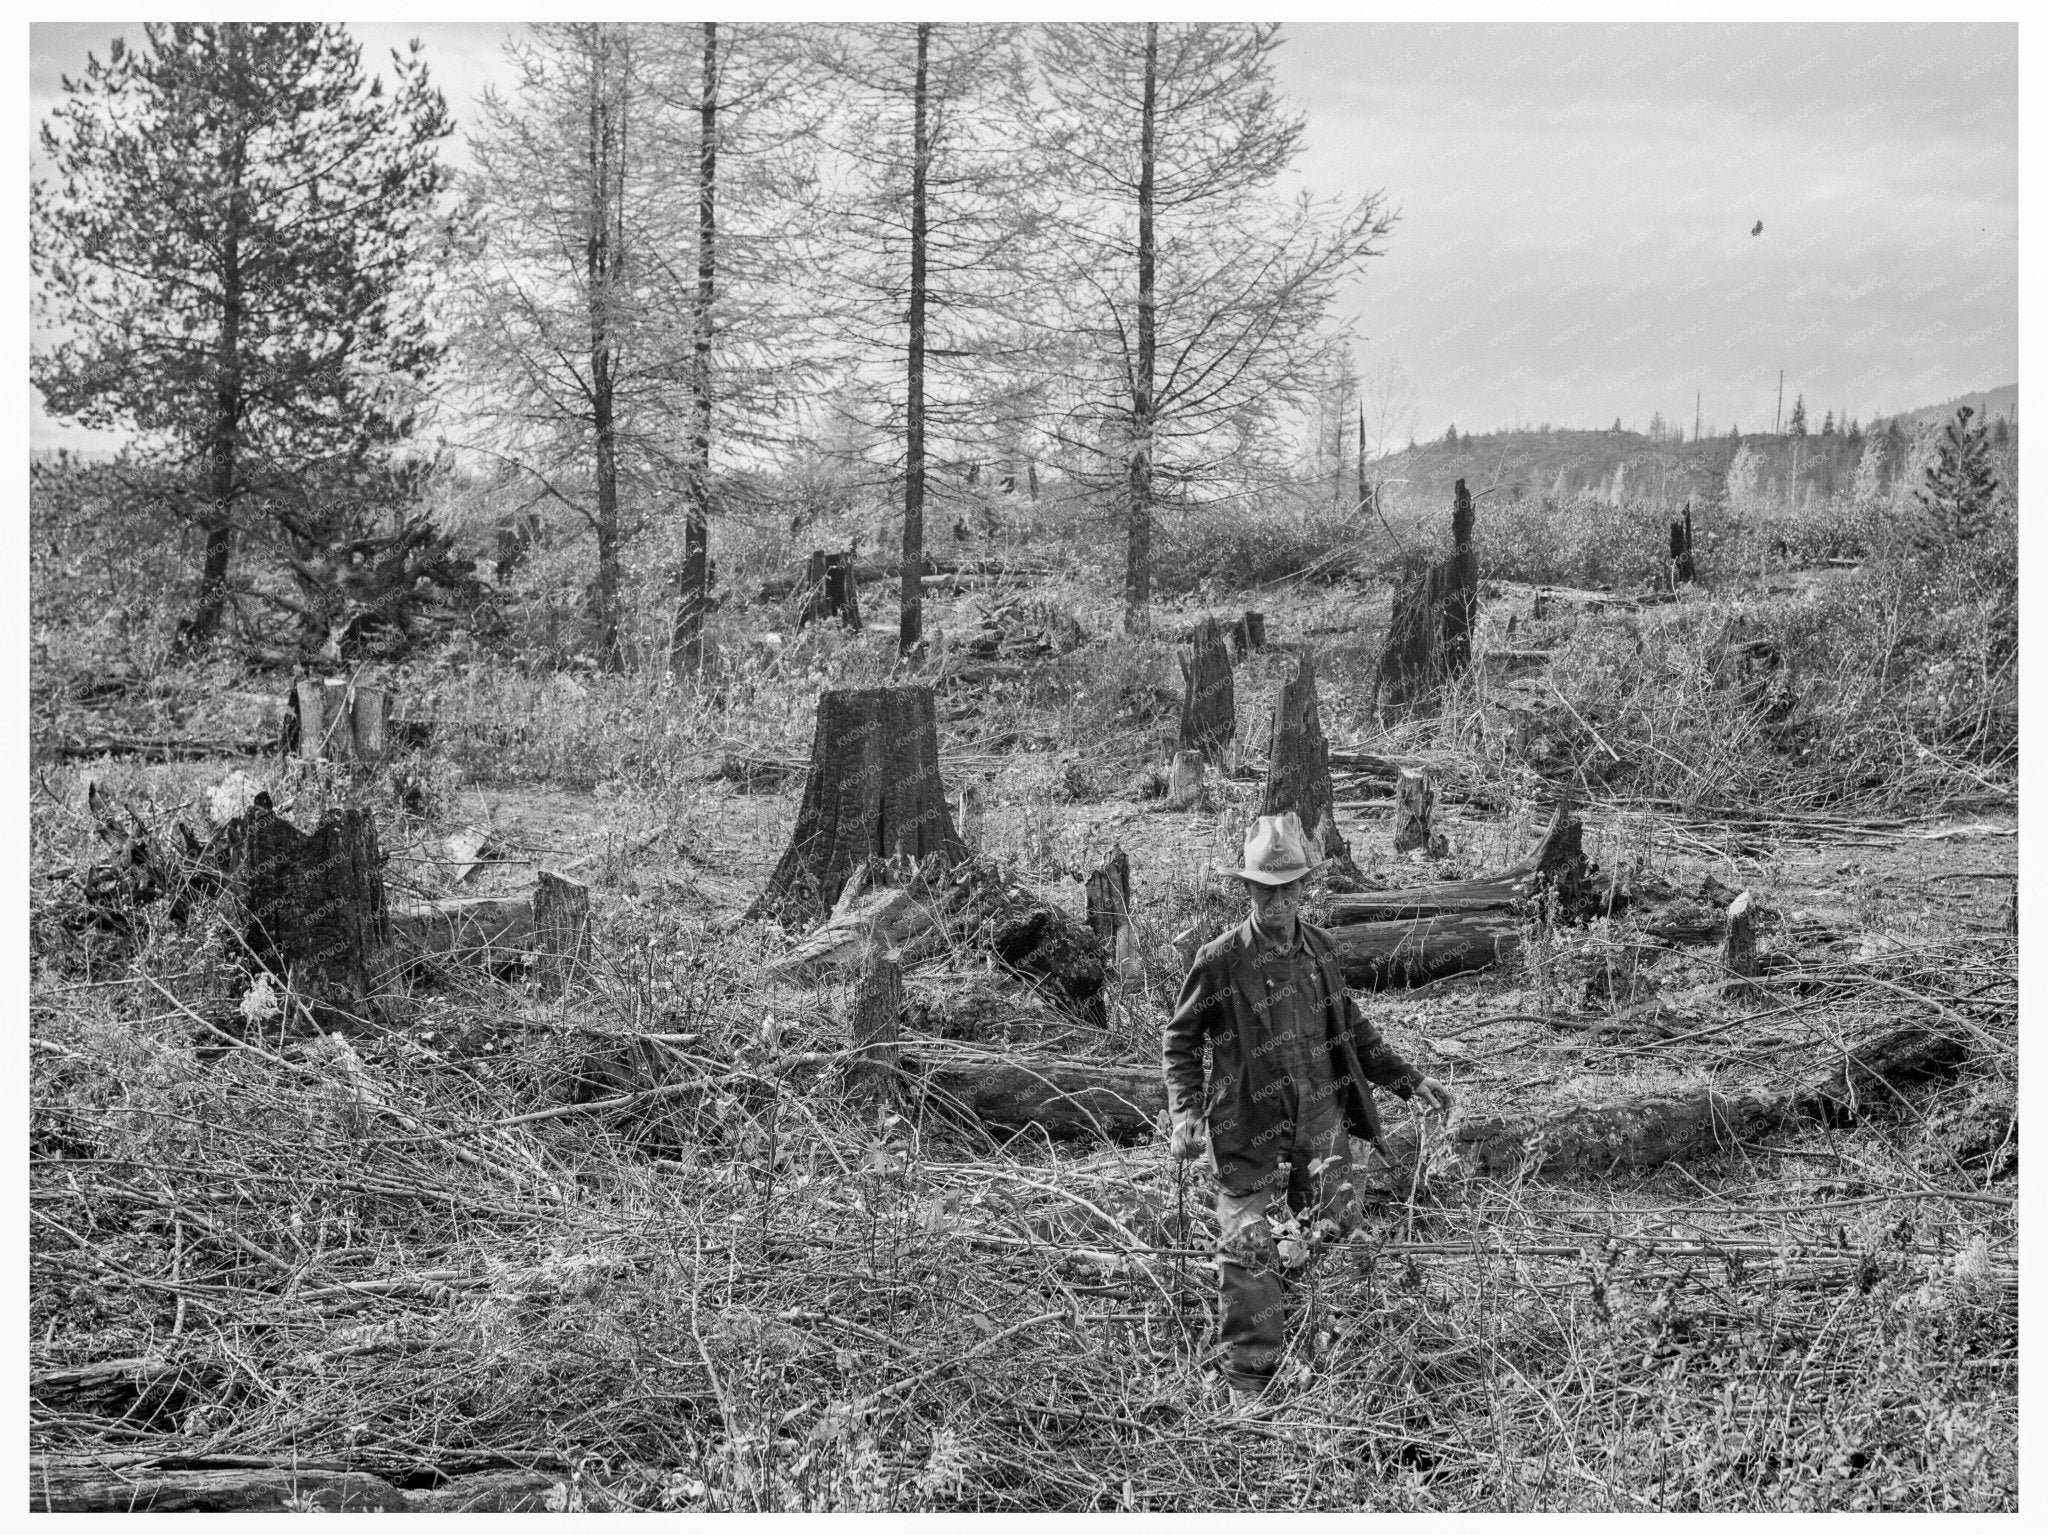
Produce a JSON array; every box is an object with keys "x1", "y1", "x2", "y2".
[{"x1": 28, "y1": 21, "x2": 2017, "y2": 452}]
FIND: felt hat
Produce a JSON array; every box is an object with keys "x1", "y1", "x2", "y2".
[{"x1": 1219, "y1": 812, "x2": 1319, "y2": 886}]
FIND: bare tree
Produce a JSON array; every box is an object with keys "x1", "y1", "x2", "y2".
[{"x1": 1037, "y1": 23, "x2": 1395, "y2": 630}]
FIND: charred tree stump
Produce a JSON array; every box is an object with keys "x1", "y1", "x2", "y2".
[
  {"x1": 1669, "y1": 504, "x2": 1697, "y2": 586},
  {"x1": 533, "y1": 870, "x2": 593, "y2": 995},
  {"x1": 848, "y1": 945, "x2": 906, "y2": 1109},
  {"x1": 1085, "y1": 845, "x2": 1141, "y2": 984},
  {"x1": 1178, "y1": 616, "x2": 1236, "y2": 758},
  {"x1": 1375, "y1": 480, "x2": 1479, "y2": 714},
  {"x1": 754, "y1": 685, "x2": 966, "y2": 926},
  {"x1": 1393, "y1": 768, "x2": 1442, "y2": 856},
  {"x1": 798, "y1": 548, "x2": 862, "y2": 630},
  {"x1": 288, "y1": 679, "x2": 393, "y2": 766},
  {"x1": 1229, "y1": 611, "x2": 1267, "y2": 659},
  {"x1": 221, "y1": 796, "x2": 388, "y2": 1031},
  {"x1": 1260, "y1": 647, "x2": 1359, "y2": 885}
]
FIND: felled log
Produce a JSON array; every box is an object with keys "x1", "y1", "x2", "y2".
[
  {"x1": 1260, "y1": 647, "x2": 1358, "y2": 882},
  {"x1": 29, "y1": 1355, "x2": 210, "y2": 1424},
  {"x1": 387, "y1": 893, "x2": 535, "y2": 966},
  {"x1": 1326, "y1": 793, "x2": 1594, "y2": 926},
  {"x1": 29, "y1": 1461, "x2": 409, "y2": 1514},
  {"x1": 1325, "y1": 910, "x2": 1522, "y2": 990},
  {"x1": 915, "y1": 1041, "x2": 1163, "y2": 1140},
  {"x1": 761, "y1": 883, "x2": 941, "y2": 985},
  {"x1": 49, "y1": 735, "x2": 274, "y2": 763},
  {"x1": 1178, "y1": 616, "x2": 1235, "y2": 758},
  {"x1": 753, "y1": 685, "x2": 966, "y2": 926},
  {"x1": 221, "y1": 797, "x2": 388, "y2": 1031}
]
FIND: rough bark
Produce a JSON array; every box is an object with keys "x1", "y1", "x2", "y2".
[
  {"x1": 221, "y1": 797, "x2": 387, "y2": 1031},
  {"x1": 901, "y1": 22, "x2": 931, "y2": 654},
  {"x1": 1178, "y1": 615, "x2": 1235, "y2": 757},
  {"x1": 754, "y1": 685, "x2": 966, "y2": 926},
  {"x1": 671, "y1": 21, "x2": 718, "y2": 674},
  {"x1": 1260, "y1": 648, "x2": 1356, "y2": 881}
]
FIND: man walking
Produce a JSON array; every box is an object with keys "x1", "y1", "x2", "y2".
[{"x1": 1163, "y1": 812, "x2": 1454, "y2": 1400}]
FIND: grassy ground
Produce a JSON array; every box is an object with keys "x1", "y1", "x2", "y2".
[{"x1": 28, "y1": 547, "x2": 2017, "y2": 1510}]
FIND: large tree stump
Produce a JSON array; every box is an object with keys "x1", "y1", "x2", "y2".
[
  {"x1": 221, "y1": 796, "x2": 387, "y2": 1032},
  {"x1": 754, "y1": 685, "x2": 966, "y2": 926},
  {"x1": 1178, "y1": 616, "x2": 1235, "y2": 758},
  {"x1": 1375, "y1": 479, "x2": 1479, "y2": 714},
  {"x1": 287, "y1": 679, "x2": 394, "y2": 766},
  {"x1": 1260, "y1": 647, "x2": 1359, "y2": 883},
  {"x1": 1393, "y1": 768, "x2": 1444, "y2": 857},
  {"x1": 534, "y1": 870, "x2": 593, "y2": 995},
  {"x1": 798, "y1": 548, "x2": 862, "y2": 630},
  {"x1": 848, "y1": 945, "x2": 905, "y2": 1109},
  {"x1": 1085, "y1": 845, "x2": 1142, "y2": 984}
]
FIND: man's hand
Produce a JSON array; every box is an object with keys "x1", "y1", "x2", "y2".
[
  {"x1": 1169, "y1": 1114, "x2": 1208, "y2": 1161},
  {"x1": 1413, "y1": 1076, "x2": 1455, "y2": 1118}
]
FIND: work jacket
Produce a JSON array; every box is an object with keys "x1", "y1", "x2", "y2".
[{"x1": 1163, "y1": 917, "x2": 1422, "y2": 1194}]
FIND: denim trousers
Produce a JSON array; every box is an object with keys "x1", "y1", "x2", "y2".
[{"x1": 1214, "y1": 1118, "x2": 1363, "y2": 1389}]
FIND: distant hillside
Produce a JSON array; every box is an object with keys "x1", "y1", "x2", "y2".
[{"x1": 1883, "y1": 383, "x2": 2017, "y2": 430}]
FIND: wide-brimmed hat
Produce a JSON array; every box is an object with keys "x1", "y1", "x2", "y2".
[{"x1": 1218, "y1": 812, "x2": 1320, "y2": 886}]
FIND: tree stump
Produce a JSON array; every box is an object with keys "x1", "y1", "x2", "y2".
[
  {"x1": 533, "y1": 870, "x2": 592, "y2": 995},
  {"x1": 1393, "y1": 768, "x2": 1442, "y2": 856},
  {"x1": 848, "y1": 945, "x2": 905, "y2": 1109},
  {"x1": 1230, "y1": 611, "x2": 1266, "y2": 659},
  {"x1": 954, "y1": 781, "x2": 986, "y2": 850},
  {"x1": 1531, "y1": 590, "x2": 1550, "y2": 622},
  {"x1": 798, "y1": 548, "x2": 862, "y2": 630},
  {"x1": 754, "y1": 685, "x2": 966, "y2": 926},
  {"x1": 1669, "y1": 505, "x2": 1697, "y2": 586},
  {"x1": 1085, "y1": 845, "x2": 1142, "y2": 984},
  {"x1": 288, "y1": 679, "x2": 394, "y2": 766},
  {"x1": 1724, "y1": 889, "x2": 1759, "y2": 998},
  {"x1": 1178, "y1": 616, "x2": 1235, "y2": 758},
  {"x1": 1374, "y1": 479, "x2": 1478, "y2": 715},
  {"x1": 1260, "y1": 647, "x2": 1359, "y2": 884},
  {"x1": 1166, "y1": 748, "x2": 1209, "y2": 811},
  {"x1": 221, "y1": 795, "x2": 388, "y2": 1032}
]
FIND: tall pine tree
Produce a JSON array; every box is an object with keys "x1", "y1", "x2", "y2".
[{"x1": 33, "y1": 24, "x2": 455, "y2": 655}]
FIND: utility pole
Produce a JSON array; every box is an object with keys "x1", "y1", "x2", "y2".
[{"x1": 1775, "y1": 370, "x2": 1784, "y2": 436}]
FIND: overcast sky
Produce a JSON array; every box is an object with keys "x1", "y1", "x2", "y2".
[{"x1": 27, "y1": 21, "x2": 2017, "y2": 452}]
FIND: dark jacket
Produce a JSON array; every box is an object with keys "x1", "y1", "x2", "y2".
[{"x1": 1163, "y1": 917, "x2": 1422, "y2": 1193}]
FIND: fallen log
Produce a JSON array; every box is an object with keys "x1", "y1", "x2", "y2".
[
  {"x1": 913, "y1": 1039, "x2": 1163, "y2": 1140},
  {"x1": 1325, "y1": 910, "x2": 1522, "y2": 990},
  {"x1": 761, "y1": 883, "x2": 941, "y2": 985},
  {"x1": 47, "y1": 734, "x2": 274, "y2": 763},
  {"x1": 387, "y1": 893, "x2": 534, "y2": 965},
  {"x1": 1326, "y1": 793, "x2": 1594, "y2": 925},
  {"x1": 29, "y1": 1461, "x2": 409, "y2": 1513}
]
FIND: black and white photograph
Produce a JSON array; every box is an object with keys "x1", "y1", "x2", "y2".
[{"x1": 26, "y1": 15, "x2": 2018, "y2": 1513}]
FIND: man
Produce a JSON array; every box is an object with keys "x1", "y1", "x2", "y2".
[{"x1": 1163, "y1": 812, "x2": 1454, "y2": 1400}]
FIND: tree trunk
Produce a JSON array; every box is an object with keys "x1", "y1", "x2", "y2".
[
  {"x1": 1123, "y1": 21, "x2": 1158, "y2": 633},
  {"x1": 222, "y1": 798, "x2": 387, "y2": 1031},
  {"x1": 587, "y1": 27, "x2": 628, "y2": 673},
  {"x1": 1084, "y1": 844, "x2": 1140, "y2": 982},
  {"x1": 901, "y1": 22, "x2": 931, "y2": 655},
  {"x1": 1178, "y1": 615, "x2": 1234, "y2": 757},
  {"x1": 799, "y1": 548, "x2": 862, "y2": 629},
  {"x1": 1325, "y1": 910, "x2": 1523, "y2": 990},
  {"x1": 29, "y1": 1463, "x2": 410, "y2": 1514},
  {"x1": 848, "y1": 944, "x2": 905, "y2": 1109},
  {"x1": 754, "y1": 685, "x2": 966, "y2": 926},
  {"x1": 1260, "y1": 647, "x2": 1357, "y2": 880},
  {"x1": 671, "y1": 22, "x2": 718, "y2": 674},
  {"x1": 289, "y1": 680, "x2": 392, "y2": 766},
  {"x1": 1724, "y1": 888, "x2": 1759, "y2": 999}
]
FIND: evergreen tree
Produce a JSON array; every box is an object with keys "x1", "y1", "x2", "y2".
[
  {"x1": 1788, "y1": 395, "x2": 1807, "y2": 436},
  {"x1": 1612, "y1": 416, "x2": 1623, "y2": 433},
  {"x1": 1912, "y1": 405, "x2": 2003, "y2": 549},
  {"x1": 1444, "y1": 423, "x2": 1459, "y2": 447},
  {"x1": 32, "y1": 23, "x2": 455, "y2": 655},
  {"x1": 1820, "y1": 409, "x2": 1834, "y2": 437}
]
